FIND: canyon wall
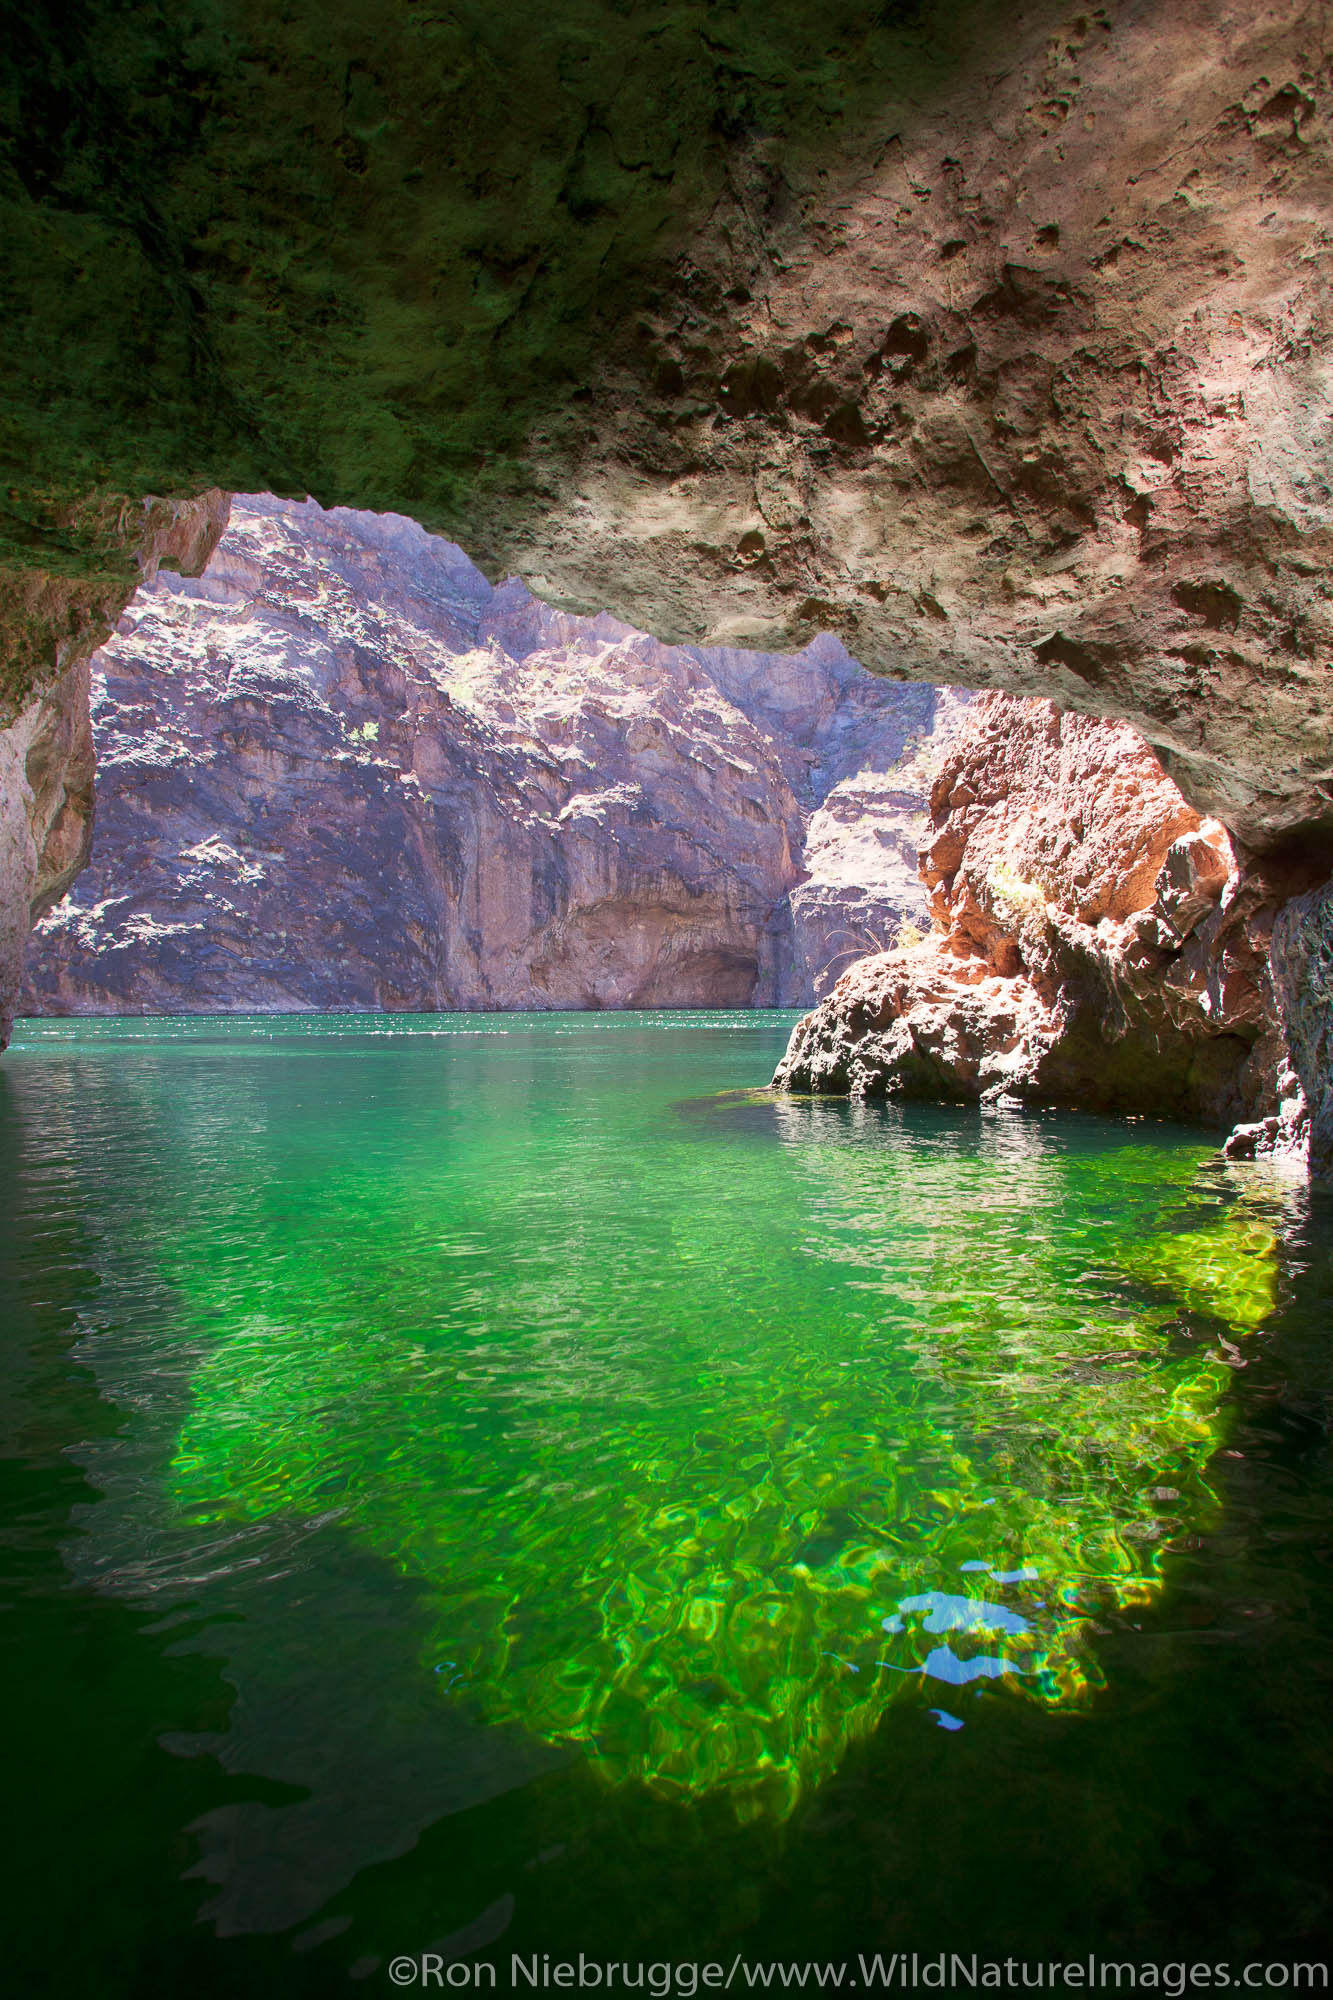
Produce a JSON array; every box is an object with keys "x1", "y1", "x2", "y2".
[
  {"x1": 0, "y1": 495, "x2": 230, "y2": 1045},
  {"x1": 3, "y1": 1, "x2": 1332, "y2": 1136},
  {"x1": 774, "y1": 690, "x2": 1316, "y2": 1152},
  {"x1": 20, "y1": 498, "x2": 961, "y2": 1017}
]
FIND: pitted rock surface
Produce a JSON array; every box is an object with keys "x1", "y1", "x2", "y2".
[
  {"x1": 4, "y1": 3, "x2": 1332, "y2": 847},
  {"x1": 774, "y1": 691, "x2": 1286, "y2": 1131}
]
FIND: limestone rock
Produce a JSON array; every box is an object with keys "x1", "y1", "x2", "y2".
[
  {"x1": 774, "y1": 691, "x2": 1284, "y2": 1128},
  {"x1": 21, "y1": 497, "x2": 958, "y2": 1017}
]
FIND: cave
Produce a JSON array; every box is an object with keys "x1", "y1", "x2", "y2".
[
  {"x1": 4, "y1": 0, "x2": 1333, "y2": 1151},
  {"x1": 3, "y1": 0, "x2": 1333, "y2": 1988}
]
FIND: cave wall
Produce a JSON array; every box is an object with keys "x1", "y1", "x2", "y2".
[
  {"x1": 3, "y1": 1, "x2": 1330, "y2": 840},
  {"x1": 3, "y1": 0, "x2": 1332, "y2": 1119},
  {"x1": 0, "y1": 0, "x2": 1018, "y2": 698}
]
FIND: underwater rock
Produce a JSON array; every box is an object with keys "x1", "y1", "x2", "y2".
[
  {"x1": 20, "y1": 497, "x2": 961, "y2": 1017},
  {"x1": 774, "y1": 692, "x2": 1289, "y2": 1131}
]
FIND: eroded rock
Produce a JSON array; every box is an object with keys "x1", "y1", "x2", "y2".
[
  {"x1": 3, "y1": 4, "x2": 1332, "y2": 851},
  {"x1": 774, "y1": 691, "x2": 1286, "y2": 1130},
  {"x1": 1270, "y1": 881, "x2": 1333, "y2": 1170},
  {"x1": 0, "y1": 492, "x2": 229, "y2": 1043}
]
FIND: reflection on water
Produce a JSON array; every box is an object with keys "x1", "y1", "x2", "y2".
[{"x1": 0, "y1": 1013, "x2": 1319, "y2": 1962}]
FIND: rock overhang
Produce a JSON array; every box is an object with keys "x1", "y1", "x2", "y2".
[{"x1": 2, "y1": 0, "x2": 1331, "y2": 855}]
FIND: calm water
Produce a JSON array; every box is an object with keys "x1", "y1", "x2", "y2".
[{"x1": 2, "y1": 1012, "x2": 1332, "y2": 1993}]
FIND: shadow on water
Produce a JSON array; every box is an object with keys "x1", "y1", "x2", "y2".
[{"x1": 2, "y1": 1021, "x2": 1333, "y2": 1992}]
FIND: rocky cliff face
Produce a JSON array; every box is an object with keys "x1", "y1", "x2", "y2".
[
  {"x1": 1269, "y1": 883, "x2": 1333, "y2": 1170},
  {"x1": 4, "y1": 2, "x2": 1331, "y2": 850},
  {"x1": 775, "y1": 691, "x2": 1295, "y2": 1137},
  {"x1": 20, "y1": 498, "x2": 961, "y2": 1017},
  {"x1": 0, "y1": 493, "x2": 229, "y2": 1045},
  {"x1": 508, "y1": 0, "x2": 1333, "y2": 856}
]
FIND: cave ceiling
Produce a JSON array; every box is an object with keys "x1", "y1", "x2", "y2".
[{"x1": 3, "y1": 0, "x2": 1332, "y2": 847}]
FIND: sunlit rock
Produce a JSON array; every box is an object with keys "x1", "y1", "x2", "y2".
[
  {"x1": 21, "y1": 497, "x2": 962, "y2": 1015},
  {"x1": 774, "y1": 692, "x2": 1286, "y2": 1130}
]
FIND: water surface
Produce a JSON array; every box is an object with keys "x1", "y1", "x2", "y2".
[{"x1": 2, "y1": 1013, "x2": 1331, "y2": 1989}]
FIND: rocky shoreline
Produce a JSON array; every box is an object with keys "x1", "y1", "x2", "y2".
[{"x1": 773, "y1": 691, "x2": 1321, "y2": 1165}]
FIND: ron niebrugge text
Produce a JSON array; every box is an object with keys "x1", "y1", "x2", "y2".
[{"x1": 385, "y1": 1951, "x2": 1330, "y2": 1993}]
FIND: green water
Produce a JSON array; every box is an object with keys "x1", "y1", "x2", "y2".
[{"x1": 2, "y1": 1012, "x2": 1332, "y2": 1991}]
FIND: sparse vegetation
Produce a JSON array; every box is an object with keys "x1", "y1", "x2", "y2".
[
  {"x1": 816, "y1": 912, "x2": 930, "y2": 988},
  {"x1": 986, "y1": 861, "x2": 1045, "y2": 915}
]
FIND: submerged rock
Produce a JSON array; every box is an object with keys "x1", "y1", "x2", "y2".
[
  {"x1": 774, "y1": 692, "x2": 1288, "y2": 1132},
  {"x1": 20, "y1": 497, "x2": 963, "y2": 1016}
]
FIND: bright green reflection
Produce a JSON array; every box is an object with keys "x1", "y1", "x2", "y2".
[{"x1": 145, "y1": 1020, "x2": 1280, "y2": 1822}]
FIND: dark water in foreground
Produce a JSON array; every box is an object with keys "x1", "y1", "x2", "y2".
[{"x1": 2, "y1": 1012, "x2": 1332, "y2": 1995}]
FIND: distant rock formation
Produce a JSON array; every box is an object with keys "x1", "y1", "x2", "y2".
[
  {"x1": 775, "y1": 691, "x2": 1294, "y2": 1138},
  {"x1": 20, "y1": 497, "x2": 964, "y2": 1017}
]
